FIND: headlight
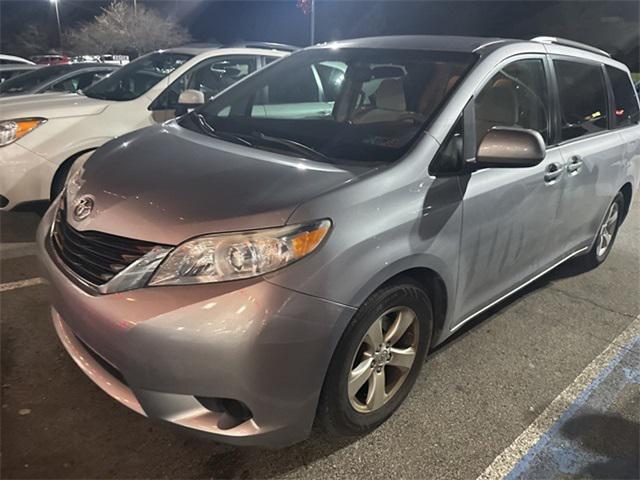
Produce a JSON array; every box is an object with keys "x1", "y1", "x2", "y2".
[
  {"x1": 148, "y1": 220, "x2": 331, "y2": 286},
  {"x1": 0, "y1": 118, "x2": 47, "y2": 147}
]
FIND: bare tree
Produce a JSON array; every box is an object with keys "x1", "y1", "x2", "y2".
[
  {"x1": 65, "y1": 0, "x2": 191, "y2": 57},
  {"x1": 6, "y1": 24, "x2": 49, "y2": 57}
]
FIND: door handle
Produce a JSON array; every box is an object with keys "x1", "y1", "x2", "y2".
[
  {"x1": 567, "y1": 155, "x2": 584, "y2": 174},
  {"x1": 544, "y1": 163, "x2": 563, "y2": 183}
]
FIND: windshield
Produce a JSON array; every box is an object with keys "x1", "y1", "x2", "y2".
[
  {"x1": 0, "y1": 65, "x2": 70, "y2": 94},
  {"x1": 83, "y1": 52, "x2": 192, "y2": 101},
  {"x1": 184, "y1": 48, "x2": 475, "y2": 164}
]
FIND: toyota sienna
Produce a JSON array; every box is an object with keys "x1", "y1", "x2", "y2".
[{"x1": 37, "y1": 35, "x2": 640, "y2": 446}]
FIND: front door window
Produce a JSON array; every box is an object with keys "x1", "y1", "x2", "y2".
[{"x1": 475, "y1": 59, "x2": 550, "y2": 146}]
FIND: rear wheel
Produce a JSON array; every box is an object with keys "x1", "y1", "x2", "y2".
[
  {"x1": 316, "y1": 279, "x2": 433, "y2": 436},
  {"x1": 576, "y1": 193, "x2": 624, "y2": 269}
]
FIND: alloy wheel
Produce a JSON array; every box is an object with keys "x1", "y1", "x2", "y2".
[
  {"x1": 348, "y1": 306, "x2": 420, "y2": 413},
  {"x1": 596, "y1": 202, "x2": 619, "y2": 258}
]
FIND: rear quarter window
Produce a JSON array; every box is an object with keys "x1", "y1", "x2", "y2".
[{"x1": 606, "y1": 66, "x2": 640, "y2": 128}]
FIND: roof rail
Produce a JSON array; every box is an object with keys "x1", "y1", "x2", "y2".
[
  {"x1": 530, "y1": 36, "x2": 611, "y2": 58},
  {"x1": 225, "y1": 42, "x2": 300, "y2": 52}
]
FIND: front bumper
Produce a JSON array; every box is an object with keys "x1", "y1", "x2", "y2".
[
  {"x1": 0, "y1": 142, "x2": 55, "y2": 210},
  {"x1": 37, "y1": 206, "x2": 355, "y2": 446}
]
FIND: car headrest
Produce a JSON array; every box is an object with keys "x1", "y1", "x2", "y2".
[
  {"x1": 476, "y1": 78, "x2": 517, "y2": 126},
  {"x1": 373, "y1": 78, "x2": 407, "y2": 111}
]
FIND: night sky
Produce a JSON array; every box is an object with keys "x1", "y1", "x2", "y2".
[{"x1": 1, "y1": 0, "x2": 638, "y2": 69}]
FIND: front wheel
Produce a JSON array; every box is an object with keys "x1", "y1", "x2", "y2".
[
  {"x1": 576, "y1": 192, "x2": 624, "y2": 270},
  {"x1": 316, "y1": 279, "x2": 433, "y2": 436}
]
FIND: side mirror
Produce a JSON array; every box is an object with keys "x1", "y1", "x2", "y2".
[
  {"x1": 178, "y1": 89, "x2": 205, "y2": 108},
  {"x1": 476, "y1": 127, "x2": 546, "y2": 168}
]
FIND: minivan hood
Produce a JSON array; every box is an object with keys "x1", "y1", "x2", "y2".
[
  {"x1": 0, "y1": 93, "x2": 109, "y2": 120},
  {"x1": 65, "y1": 123, "x2": 368, "y2": 245}
]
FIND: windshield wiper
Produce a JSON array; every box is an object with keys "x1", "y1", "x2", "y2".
[
  {"x1": 192, "y1": 112, "x2": 253, "y2": 147},
  {"x1": 250, "y1": 131, "x2": 331, "y2": 162}
]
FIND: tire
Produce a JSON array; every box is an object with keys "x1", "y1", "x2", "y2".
[
  {"x1": 316, "y1": 278, "x2": 433, "y2": 436},
  {"x1": 576, "y1": 192, "x2": 624, "y2": 270}
]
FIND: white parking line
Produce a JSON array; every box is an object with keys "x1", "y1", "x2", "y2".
[
  {"x1": 477, "y1": 315, "x2": 640, "y2": 480},
  {"x1": 0, "y1": 277, "x2": 47, "y2": 293}
]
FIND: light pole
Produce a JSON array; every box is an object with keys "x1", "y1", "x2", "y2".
[
  {"x1": 50, "y1": 0, "x2": 62, "y2": 50},
  {"x1": 310, "y1": 0, "x2": 315, "y2": 45}
]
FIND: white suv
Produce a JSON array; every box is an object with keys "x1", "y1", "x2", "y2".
[{"x1": 0, "y1": 43, "x2": 293, "y2": 210}]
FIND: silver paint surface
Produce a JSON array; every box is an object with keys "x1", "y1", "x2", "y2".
[{"x1": 38, "y1": 36, "x2": 640, "y2": 446}]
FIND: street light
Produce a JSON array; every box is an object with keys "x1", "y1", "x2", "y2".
[
  {"x1": 298, "y1": 0, "x2": 316, "y2": 45},
  {"x1": 310, "y1": 0, "x2": 315, "y2": 45},
  {"x1": 50, "y1": 0, "x2": 63, "y2": 50}
]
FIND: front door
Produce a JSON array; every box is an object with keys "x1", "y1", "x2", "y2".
[{"x1": 453, "y1": 56, "x2": 565, "y2": 325}]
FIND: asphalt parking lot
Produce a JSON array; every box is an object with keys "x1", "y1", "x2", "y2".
[{"x1": 1, "y1": 202, "x2": 638, "y2": 480}]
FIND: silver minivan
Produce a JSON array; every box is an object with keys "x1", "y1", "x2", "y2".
[{"x1": 37, "y1": 35, "x2": 640, "y2": 446}]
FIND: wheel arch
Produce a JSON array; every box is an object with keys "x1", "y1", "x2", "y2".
[
  {"x1": 50, "y1": 148, "x2": 96, "y2": 200},
  {"x1": 377, "y1": 267, "x2": 448, "y2": 348},
  {"x1": 346, "y1": 257, "x2": 452, "y2": 349},
  {"x1": 619, "y1": 182, "x2": 633, "y2": 224}
]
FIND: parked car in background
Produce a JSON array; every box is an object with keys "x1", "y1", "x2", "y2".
[
  {"x1": 70, "y1": 55, "x2": 102, "y2": 64},
  {"x1": 0, "y1": 43, "x2": 294, "y2": 211},
  {"x1": 0, "y1": 64, "x2": 40, "y2": 83},
  {"x1": 99, "y1": 54, "x2": 130, "y2": 65},
  {"x1": 36, "y1": 35, "x2": 639, "y2": 446},
  {"x1": 32, "y1": 54, "x2": 70, "y2": 65},
  {"x1": 0, "y1": 53, "x2": 35, "y2": 65},
  {"x1": 0, "y1": 63, "x2": 118, "y2": 98}
]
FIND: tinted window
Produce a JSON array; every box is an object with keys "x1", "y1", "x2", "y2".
[
  {"x1": 267, "y1": 64, "x2": 321, "y2": 104},
  {"x1": 606, "y1": 66, "x2": 640, "y2": 128},
  {"x1": 0, "y1": 65, "x2": 69, "y2": 94},
  {"x1": 0, "y1": 69, "x2": 32, "y2": 83},
  {"x1": 316, "y1": 62, "x2": 345, "y2": 101},
  {"x1": 154, "y1": 56, "x2": 257, "y2": 110},
  {"x1": 554, "y1": 60, "x2": 608, "y2": 141},
  {"x1": 83, "y1": 52, "x2": 192, "y2": 101},
  {"x1": 189, "y1": 48, "x2": 475, "y2": 164},
  {"x1": 475, "y1": 59, "x2": 549, "y2": 146},
  {"x1": 45, "y1": 71, "x2": 109, "y2": 93}
]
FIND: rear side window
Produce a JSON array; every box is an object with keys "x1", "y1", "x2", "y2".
[
  {"x1": 606, "y1": 66, "x2": 640, "y2": 128},
  {"x1": 553, "y1": 60, "x2": 608, "y2": 141}
]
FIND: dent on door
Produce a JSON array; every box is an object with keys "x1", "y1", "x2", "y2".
[{"x1": 453, "y1": 149, "x2": 565, "y2": 325}]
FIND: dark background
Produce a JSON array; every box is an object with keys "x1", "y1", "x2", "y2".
[{"x1": 1, "y1": 0, "x2": 638, "y2": 70}]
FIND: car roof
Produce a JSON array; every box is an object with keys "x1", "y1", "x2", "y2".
[
  {"x1": 163, "y1": 43, "x2": 297, "y2": 56},
  {"x1": 0, "y1": 64, "x2": 40, "y2": 71},
  {"x1": 33, "y1": 63, "x2": 117, "y2": 72},
  {"x1": 0, "y1": 53, "x2": 35, "y2": 64},
  {"x1": 314, "y1": 35, "x2": 512, "y2": 53},
  {"x1": 308, "y1": 35, "x2": 627, "y2": 67},
  {"x1": 61, "y1": 63, "x2": 118, "y2": 70}
]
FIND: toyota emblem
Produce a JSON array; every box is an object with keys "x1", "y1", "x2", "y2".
[{"x1": 73, "y1": 195, "x2": 94, "y2": 221}]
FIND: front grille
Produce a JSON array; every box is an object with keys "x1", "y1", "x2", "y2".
[{"x1": 51, "y1": 206, "x2": 159, "y2": 286}]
